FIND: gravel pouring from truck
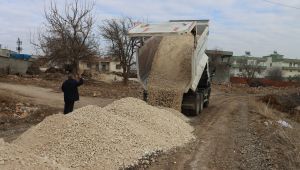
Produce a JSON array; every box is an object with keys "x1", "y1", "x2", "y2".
[{"x1": 128, "y1": 20, "x2": 211, "y2": 115}]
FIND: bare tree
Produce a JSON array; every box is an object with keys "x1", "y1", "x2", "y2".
[
  {"x1": 238, "y1": 61, "x2": 262, "y2": 79},
  {"x1": 100, "y1": 17, "x2": 140, "y2": 85},
  {"x1": 32, "y1": 0, "x2": 98, "y2": 74},
  {"x1": 266, "y1": 67, "x2": 283, "y2": 81}
]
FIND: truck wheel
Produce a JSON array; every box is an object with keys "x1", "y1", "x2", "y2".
[
  {"x1": 203, "y1": 101, "x2": 209, "y2": 108},
  {"x1": 193, "y1": 93, "x2": 203, "y2": 116},
  {"x1": 199, "y1": 93, "x2": 204, "y2": 113}
]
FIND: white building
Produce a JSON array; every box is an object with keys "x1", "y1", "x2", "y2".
[
  {"x1": 99, "y1": 57, "x2": 122, "y2": 73},
  {"x1": 230, "y1": 51, "x2": 300, "y2": 80},
  {"x1": 0, "y1": 48, "x2": 12, "y2": 58},
  {"x1": 79, "y1": 56, "x2": 123, "y2": 73}
]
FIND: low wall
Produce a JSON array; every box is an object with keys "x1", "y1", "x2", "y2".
[
  {"x1": 0, "y1": 56, "x2": 32, "y2": 74},
  {"x1": 230, "y1": 77, "x2": 299, "y2": 87}
]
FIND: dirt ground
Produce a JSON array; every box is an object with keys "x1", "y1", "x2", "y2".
[
  {"x1": 148, "y1": 89, "x2": 300, "y2": 170},
  {"x1": 0, "y1": 91, "x2": 60, "y2": 142},
  {"x1": 0, "y1": 76, "x2": 299, "y2": 169},
  {"x1": 0, "y1": 82, "x2": 115, "y2": 142},
  {"x1": 0, "y1": 74, "x2": 143, "y2": 99},
  {"x1": 0, "y1": 82, "x2": 114, "y2": 109}
]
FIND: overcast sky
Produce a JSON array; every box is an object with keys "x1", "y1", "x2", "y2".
[{"x1": 0, "y1": 0, "x2": 300, "y2": 58}]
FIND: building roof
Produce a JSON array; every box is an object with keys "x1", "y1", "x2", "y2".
[
  {"x1": 277, "y1": 58, "x2": 300, "y2": 63},
  {"x1": 99, "y1": 56, "x2": 119, "y2": 62},
  {"x1": 79, "y1": 56, "x2": 108, "y2": 63},
  {"x1": 206, "y1": 50, "x2": 233, "y2": 57},
  {"x1": 231, "y1": 55, "x2": 266, "y2": 63}
]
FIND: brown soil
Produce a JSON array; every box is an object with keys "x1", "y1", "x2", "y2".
[
  {"x1": 0, "y1": 91, "x2": 60, "y2": 142},
  {"x1": 0, "y1": 74, "x2": 143, "y2": 99},
  {"x1": 147, "y1": 35, "x2": 194, "y2": 110},
  {"x1": 148, "y1": 91, "x2": 300, "y2": 170},
  {"x1": 0, "y1": 75, "x2": 299, "y2": 170},
  {"x1": 261, "y1": 93, "x2": 300, "y2": 122},
  {"x1": 0, "y1": 82, "x2": 114, "y2": 142}
]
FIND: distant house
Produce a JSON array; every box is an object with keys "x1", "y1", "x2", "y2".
[
  {"x1": 79, "y1": 58, "x2": 100, "y2": 72},
  {"x1": 230, "y1": 51, "x2": 300, "y2": 79},
  {"x1": 78, "y1": 56, "x2": 123, "y2": 73},
  {"x1": 99, "y1": 57, "x2": 122, "y2": 73}
]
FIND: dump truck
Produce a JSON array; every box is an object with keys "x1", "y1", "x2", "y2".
[{"x1": 128, "y1": 20, "x2": 211, "y2": 115}]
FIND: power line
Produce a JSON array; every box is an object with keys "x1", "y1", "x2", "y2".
[{"x1": 261, "y1": 0, "x2": 300, "y2": 10}]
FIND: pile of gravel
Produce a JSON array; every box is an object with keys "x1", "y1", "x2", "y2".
[
  {"x1": 0, "y1": 139, "x2": 63, "y2": 170},
  {"x1": 147, "y1": 35, "x2": 194, "y2": 111},
  {"x1": 11, "y1": 97, "x2": 194, "y2": 169}
]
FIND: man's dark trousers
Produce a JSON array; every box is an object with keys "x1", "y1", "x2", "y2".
[{"x1": 64, "y1": 100, "x2": 75, "y2": 114}]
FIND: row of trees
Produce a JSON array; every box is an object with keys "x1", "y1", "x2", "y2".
[
  {"x1": 239, "y1": 62, "x2": 283, "y2": 81},
  {"x1": 33, "y1": 0, "x2": 139, "y2": 84}
]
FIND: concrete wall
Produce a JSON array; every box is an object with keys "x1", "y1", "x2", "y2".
[
  {"x1": 211, "y1": 63, "x2": 230, "y2": 83},
  {"x1": 0, "y1": 56, "x2": 32, "y2": 74}
]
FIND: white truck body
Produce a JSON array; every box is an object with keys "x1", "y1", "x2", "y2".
[{"x1": 129, "y1": 20, "x2": 210, "y2": 93}]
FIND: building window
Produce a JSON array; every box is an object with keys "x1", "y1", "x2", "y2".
[
  {"x1": 87, "y1": 63, "x2": 92, "y2": 68},
  {"x1": 116, "y1": 64, "x2": 121, "y2": 69}
]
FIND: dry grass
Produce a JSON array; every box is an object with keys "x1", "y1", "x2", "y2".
[{"x1": 248, "y1": 96, "x2": 279, "y2": 120}]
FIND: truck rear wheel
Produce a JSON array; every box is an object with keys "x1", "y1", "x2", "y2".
[
  {"x1": 204, "y1": 101, "x2": 209, "y2": 108},
  {"x1": 193, "y1": 93, "x2": 203, "y2": 116}
]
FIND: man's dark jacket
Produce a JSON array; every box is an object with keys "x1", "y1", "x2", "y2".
[{"x1": 61, "y1": 78, "x2": 83, "y2": 102}]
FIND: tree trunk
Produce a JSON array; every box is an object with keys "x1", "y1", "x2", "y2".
[
  {"x1": 122, "y1": 66, "x2": 129, "y2": 85},
  {"x1": 72, "y1": 60, "x2": 79, "y2": 75}
]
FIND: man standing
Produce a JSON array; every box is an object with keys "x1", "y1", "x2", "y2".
[{"x1": 61, "y1": 74, "x2": 83, "y2": 114}]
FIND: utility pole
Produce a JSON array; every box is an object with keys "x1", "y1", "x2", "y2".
[{"x1": 16, "y1": 38, "x2": 22, "y2": 54}]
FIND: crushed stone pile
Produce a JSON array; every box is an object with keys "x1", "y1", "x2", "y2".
[
  {"x1": 147, "y1": 35, "x2": 194, "y2": 111},
  {"x1": 0, "y1": 139, "x2": 63, "y2": 170},
  {"x1": 12, "y1": 97, "x2": 194, "y2": 170}
]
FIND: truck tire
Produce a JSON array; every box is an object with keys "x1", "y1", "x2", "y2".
[
  {"x1": 203, "y1": 101, "x2": 209, "y2": 108},
  {"x1": 193, "y1": 93, "x2": 203, "y2": 116},
  {"x1": 193, "y1": 94, "x2": 200, "y2": 116},
  {"x1": 199, "y1": 93, "x2": 204, "y2": 113}
]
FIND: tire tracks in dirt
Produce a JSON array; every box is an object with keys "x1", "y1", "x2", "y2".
[{"x1": 149, "y1": 92, "x2": 279, "y2": 170}]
